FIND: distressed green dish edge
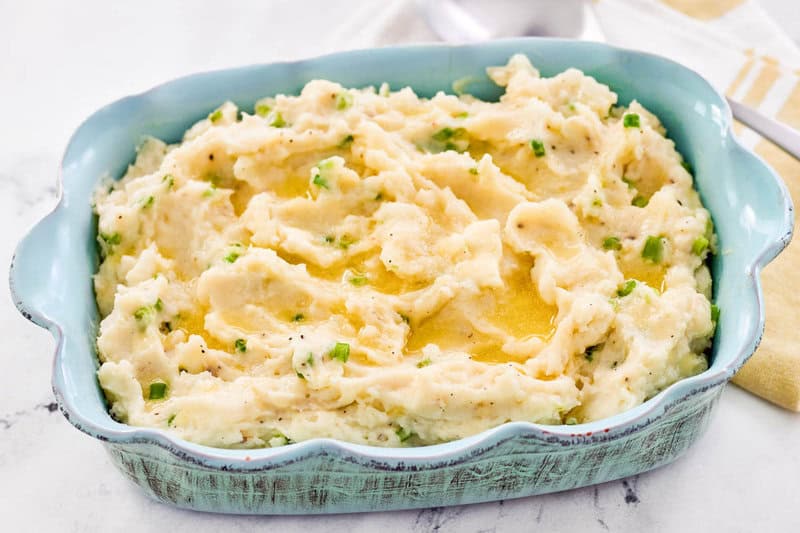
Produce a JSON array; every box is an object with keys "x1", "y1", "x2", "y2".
[{"x1": 8, "y1": 37, "x2": 794, "y2": 513}]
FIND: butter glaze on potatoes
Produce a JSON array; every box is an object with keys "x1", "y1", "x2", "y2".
[{"x1": 93, "y1": 55, "x2": 715, "y2": 448}]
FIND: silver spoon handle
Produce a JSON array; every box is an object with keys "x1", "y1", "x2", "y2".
[{"x1": 726, "y1": 97, "x2": 800, "y2": 160}]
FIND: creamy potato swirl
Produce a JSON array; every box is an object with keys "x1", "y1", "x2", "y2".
[{"x1": 94, "y1": 55, "x2": 715, "y2": 448}]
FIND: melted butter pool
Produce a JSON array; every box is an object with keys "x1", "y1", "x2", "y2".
[
  {"x1": 406, "y1": 255, "x2": 557, "y2": 364},
  {"x1": 621, "y1": 260, "x2": 666, "y2": 292}
]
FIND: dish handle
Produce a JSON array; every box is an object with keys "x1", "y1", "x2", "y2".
[
  {"x1": 731, "y1": 143, "x2": 795, "y2": 269},
  {"x1": 9, "y1": 206, "x2": 70, "y2": 332}
]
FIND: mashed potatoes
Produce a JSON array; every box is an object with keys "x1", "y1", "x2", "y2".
[{"x1": 93, "y1": 55, "x2": 715, "y2": 448}]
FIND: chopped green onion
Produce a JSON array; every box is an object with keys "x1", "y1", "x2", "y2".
[
  {"x1": 349, "y1": 274, "x2": 368, "y2": 286},
  {"x1": 162, "y1": 174, "x2": 174, "y2": 189},
  {"x1": 167, "y1": 414, "x2": 176, "y2": 426},
  {"x1": 312, "y1": 174, "x2": 329, "y2": 189},
  {"x1": 374, "y1": 192, "x2": 384, "y2": 201},
  {"x1": 617, "y1": 280, "x2": 637, "y2": 297},
  {"x1": 622, "y1": 176, "x2": 635, "y2": 189},
  {"x1": 432, "y1": 127, "x2": 460, "y2": 142},
  {"x1": 603, "y1": 236, "x2": 622, "y2": 251},
  {"x1": 711, "y1": 303, "x2": 720, "y2": 323},
  {"x1": 692, "y1": 236, "x2": 709, "y2": 256},
  {"x1": 292, "y1": 313, "x2": 305, "y2": 322},
  {"x1": 234, "y1": 338, "x2": 247, "y2": 353},
  {"x1": 323, "y1": 235, "x2": 335, "y2": 244},
  {"x1": 338, "y1": 134, "x2": 354, "y2": 148},
  {"x1": 642, "y1": 236, "x2": 664, "y2": 263},
  {"x1": 296, "y1": 372, "x2": 306, "y2": 380},
  {"x1": 395, "y1": 426, "x2": 412, "y2": 442},
  {"x1": 270, "y1": 111, "x2": 286, "y2": 128},
  {"x1": 202, "y1": 185, "x2": 216, "y2": 198},
  {"x1": 141, "y1": 196, "x2": 154, "y2": 209},
  {"x1": 455, "y1": 112, "x2": 469, "y2": 119},
  {"x1": 468, "y1": 167, "x2": 479, "y2": 175},
  {"x1": 530, "y1": 139, "x2": 546, "y2": 157},
  {"x1": 337, "y1": 235, "x2": 356, "y2": 249},
  {"x1": 427, "y1": 127, "x2": 468, "y2": 153},
  {"x1": 335, "y1": 92, "x2": 353, "y2": 110},
  {"x1": 269, "y1": 432, "x2": 291, "y2": 445},
  {"x1": 133, "y1": 306, "x2": 155, "y2": 324},
  {"x1": 330, "y1": 342, "x2": 350, "y2": 362},
  {"x1": 224, "y1": 251, "x2": 240, "y2": 263},
  {"x1": 399, "y1": 313, "x2": 411, "y2": 325},
  {"x1": 592, "y1": 198, "x2": 603, "y2": 207},
  {"x1": 255, "y1": 103, "x2": 271, "y2": 117},
  {"x1": 100, "y1": 232, "x2": 122, "y2": 246},
  {"x1": 148, "y1": 381, "x2": 167, "y2": 400},
  {"x1": 565, "y1": 417, "x2": 578, "y2": 425},
  {"x1": 154, "y1": 298, "x2": 163, "y2": 312},
  {"x1": 208, "y1": 109, "x2": 223, "y2": 122},
  {"x1": 416, "y1": 358, "x2": 431, "y2": 368},
  {"x1": 306, "y1": 352, "x2": 314, "y2": 366},
  {"x1": 623, "y1": 113, "x2": 640, "y2": 128},
  {"x1": 632, "y1": 194, "x2": 648, "y2": 208}
]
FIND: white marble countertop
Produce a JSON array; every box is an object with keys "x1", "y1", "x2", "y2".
[{"x1": 2, "y1": 1, "x2": 799, "y2": 531}]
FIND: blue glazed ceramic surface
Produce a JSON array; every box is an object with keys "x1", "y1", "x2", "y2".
[{"x1": 9, "y1": 38, "x2": 793, "y2": 514}]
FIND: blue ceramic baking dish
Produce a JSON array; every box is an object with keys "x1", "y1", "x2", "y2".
[{"x1": 9, "y1": 38, "x2": 793, "y2": 514}]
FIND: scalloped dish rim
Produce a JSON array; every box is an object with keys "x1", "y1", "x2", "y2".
[{"x1": 10, "y1": 38, "x2": 794, "y2": 470}]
